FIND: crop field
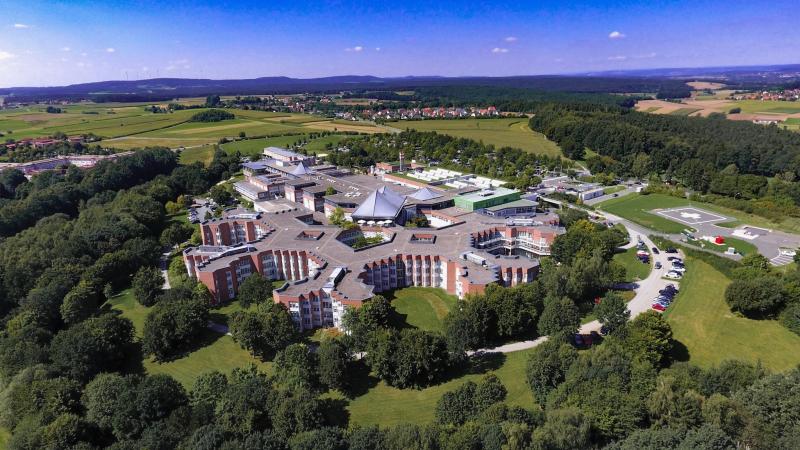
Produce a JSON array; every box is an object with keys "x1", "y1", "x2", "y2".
[
  {"x1": 664, "y1": 258, "x2": 800, "y2": 371},
  {"x1": 0, "y1": 101, "x2": 383, "y2": 150},
  {"x1": 668, "y1": 108, "x2": 702, "y2": 116},
  {"x1": 391, "y1": 118, "x2": 562, "y2": 156}
]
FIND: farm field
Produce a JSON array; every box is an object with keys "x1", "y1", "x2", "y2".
[
  {"x1": 107, "y1": 290, "x2": 272, "y2": 388},
  {"x1": 394, "y1": 118, "x2": 562, "y2": 156},
  {"x1": 345, "y1": 347, "x2": 537, "y2": 426},
  {"x1": 597, "y1": 193, "x2": 800, "y2": 235},
  {"x1": 0, "y1": 101, "x2": 382, "y2": 150},
  {"x1": 668, "y1": 107, "x2": 702, "y2": 116},
  {"x1": 387, "y1": 287, "x2": 458, "y2": 332},
  {"x1": 664, "y1": 258, "x2": 800, "y2": 371}
]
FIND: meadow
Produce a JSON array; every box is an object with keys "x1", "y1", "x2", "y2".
[
  {"x1": 387, "y1": 287, "x2": 458, "y2": 332},
  {"x1": 393, "y1": 118, "x2": 562, "y2": 156},
  {"x1": 664, "y1": 257, "x2": 800, "y2": 371},
  {"x1": 0, "y1": 101, "x2": 383, "y2": 151},
  {"x1": 613, "y1": 247, "x2": 652, "y2": 282}
]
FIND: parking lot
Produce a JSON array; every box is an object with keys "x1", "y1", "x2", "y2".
[{"x1": 655, "y1": 207, "x2": 730, "y2": 226}]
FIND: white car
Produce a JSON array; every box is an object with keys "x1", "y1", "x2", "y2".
[
  {"x1": 665, "y1": 271, "x2": 683, "y2": 279},
  {"x1": 670, "y1": 266, "x2": 686, "y2": 273}
]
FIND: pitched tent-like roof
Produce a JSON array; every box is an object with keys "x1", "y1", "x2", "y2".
[
  {"x1": 290, "y1": 162, "x2": 311, "y2": 176},
  {"x1": 408, "y1": 187, "x2": 442, "y2": 201},
  {"x1": 352, "y1": 185, "x2": 405, "y2": 220}
]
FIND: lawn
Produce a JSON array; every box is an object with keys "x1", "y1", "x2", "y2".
[
  {"x1": 613, "y1": 247, "x2": 651, "y2": 281},
  {"x1": 178, "y1": 145, "x2": 217, "y2": 165},
  {"x1": 596, "y1": 194, "x2": 697, "y2": 233},
  {"x1": 597, "y1": 193, "x2": 800, "y2": 235},
  {"x1": 664, "y1": 258, "x2": 800, "y2": 371},
  {"x1": 685, "y1": 236, "x2": 758, "y2": 256},
  {"x1": 395, "y1": 118, "x2": 562, "y2": 157},
  {"x1": 387, "y1": 287, "x2": 458, "y2": 332},
  {"x1": 0, "y1": 427, "x2": 9, "y2": 450},
  {"x1": 106, "y1": 290, "x2": 272, "y2": 388},
  {"x1": 668, "y1": 108, "x2": 702, "y2": 116},
  {"x1": 346, "y1": 347, "x2": 537, "y2": 426},
  {"x1": 730, "y1": 100, "x2": 800, "y2": 114}
]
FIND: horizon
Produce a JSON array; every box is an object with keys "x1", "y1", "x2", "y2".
[{"x1": 2, "y1": 0, "x2": 798, "y2": 88}]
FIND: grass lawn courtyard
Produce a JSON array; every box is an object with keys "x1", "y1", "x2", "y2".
[
  {"x1": 664, "y1": 257, "x2": 800, "y2": 372},
  {"x1": 387, "y1": 287, "x2": 458, "y2": 333}
]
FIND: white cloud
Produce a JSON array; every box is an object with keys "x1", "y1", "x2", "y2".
[
  {"x1": 0, "y1": 51, "x2": 16, "y2": 61},
  {"x1": 491, "y1": 47, "x2": 509, "y2": 54},
  {"x1": 345, "y1": 46, "x2": 364, "y2": 52},
  {"x1": 13, "y1": 23, "x2": 29, "y2": 29},
  {"x1": 375, "y1": 47, "x2": 381, "y2": 52},
  {"x1": 80, "y1": 52, "x2": 87, "y2": 57},
  {"x1": 165, "y1": 58, "x2": 190, "y2": 71},
  {"x1": 636, "y1": 52, "x2": 657, "y2": 59},
  {"x1": 607, "y1": 55, "x2": 627, "y2": 61},
  {"x1": 608, "y1": 31, "x2": 626, "y2": 39},
  {"x1": 504, "y1": 36, "x2": 518, "y2": 42},
  {"x1": 105, "y1": 47, "x2": 115, "y2": 53},
  {"x1": 61, "y1": 46, "x2": 71, "y2": 52}
]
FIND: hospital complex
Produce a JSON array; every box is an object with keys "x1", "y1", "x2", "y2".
[{"x1": 183, "y1": 147, "x2": 564, "y2": 331}]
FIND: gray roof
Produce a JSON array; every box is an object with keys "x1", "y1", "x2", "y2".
[
  {"x1": 408, "y1": 187, "x2": 442, "y2": 201},
  {"x1": 291, "y1": 162, "x2": 311, "y2": 176},
  {"x1": 351, "y1": 185, "x2": 405, "y2": 220},
  {"x1": 265, "y1": 146, "x2": 305, "y2": 159}
]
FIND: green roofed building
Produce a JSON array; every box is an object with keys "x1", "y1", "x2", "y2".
[{"x1": 454, "y1": 187, "x2": 520, "y2": 212}]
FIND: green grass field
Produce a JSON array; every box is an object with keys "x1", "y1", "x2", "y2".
[
  {"x1": 0, "y1": 427, "x2": 9, "y2": 450},
  {"x1": 106, "y1": 290, "x2": 272, "y2": 388},
  {"x1": 345, "y1": 347, "x2": 537, "y2": 426},
  {"x1": 597, "y1": 193, "x2": 800, "y2": 235},
  {"x1": 668, "y1": 108, "x2": 702, "y2": 116},
  {"x1": 0, "y1": 101, "x2": 382, "y2": 152},
  {"x1": 664, "y1": 258, "x2": 800, "y2": 371},
  {"x1": 395, "y1": 118, "x2": 562, "y2": 156},
  {"x1": 730, "y1": 100, "x2": 800, "y2": 115},
  {"x1": 685, "y1": 236, "x2": 758, "y2": 256},
  {"x1": 613, "y1": 247, "x2": 651, "y2": 281},
  {"x1": 387, "y1": 287, "x2": 458, "y2": 332}
]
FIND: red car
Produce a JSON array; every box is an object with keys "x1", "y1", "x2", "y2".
[{"x1": 651, "y1": 304, "x2": 666, "y2": 312}]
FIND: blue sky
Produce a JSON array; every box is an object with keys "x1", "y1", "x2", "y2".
[{"x1": 0, "y1": 0, "x2": 797, "y2": 87}]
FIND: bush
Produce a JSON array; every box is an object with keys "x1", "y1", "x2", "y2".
[
  {"x1": 780, "y1": 303, "x2": 800, "y2": 336},
  {"x1": 725, "y1": 276, "x2": 784, "y2": 317},
  {"x1": 189, "y1": 109, "x2": 235, "y2": 122}
]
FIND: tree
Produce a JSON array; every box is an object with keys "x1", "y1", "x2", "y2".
[
  {"x1": 209, "y1": 185, "x2": 233, "y2": 206},
  {"x1": 631, "y1": 153, "x2": 653, "y2": 179},
  {"x1": 780, "y1": 302, "x2": 800, "y2": 336},
  {"x1": 274, "y1": 343, "x2": 320, "y2": 391},
  {"x1": 626, "y1": 310, "x2": 673, "y2": 367},
  {"x1": 160, "y1": 222, "x2": 193, "y2": 247},
  {"x1": 49, "y1": 314, "x2": 134, "y2": 382},
  {"x1": 526, "y1": 340, "x2": 578, "y2": 405},
  {"x1": 532, "y1": 407, "x2": 591, "y2": 450},
  {"x1": 317, "y1": 339, "x2": 351, "y2": 392},
  {"x1": 229, "y1": 302, "x2": 299, "y2": 358},
  {"x1": 237, "y1": 273, "x2": 273, "y2": 308},
  {"x1": 288, "y1": 427, "x2": 347, "y2": 450},
  {"x1": 341, "y1": 295, "x2": 392, "y2": 351},
  {"x1": 325, "y1": 186, "x2": 336, "y2": 196},
  {"x1": 132, "y1": 266, "x2": 164, "y2": 307},
  {"x1": 366, "y1": 329, "x2": 450, "y2": 389},
  {"x1": 443, "y1": 295, "x2": 495, "y2": 356},
  {"x1": 537, "y1": 296, "x2": 580, "y2": 338},
  {"x1": 60, "y1": 281, "x2": 100, "y2": 325},
  {"x1": 725, "y1": 276, "x2": 784, "y2": 316},
  {"x1": 595, "y1": 291, "x2": 630, "y2": 335},
  {"x1": 142, "y1": 295, "x2": 209, "y2": 361}
]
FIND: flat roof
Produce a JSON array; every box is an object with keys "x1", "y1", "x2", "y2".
[
  {"x1": 485, "y1": 198, "x2": 537, "y2": 211},
  {"x1": 457, "y1": 187, "x2": 519, "y2": 202},
  {"x1": 264, "y1": 146, "x2": 306, "y2": 159}
]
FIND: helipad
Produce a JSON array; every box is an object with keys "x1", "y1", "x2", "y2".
[{"x1": 655, "y1": 207, "x2": 729, "y2": 225}]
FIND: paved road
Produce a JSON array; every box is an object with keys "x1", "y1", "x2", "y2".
[{"x1": 473, "y1": 214, "x2": 678, "y2": 355}]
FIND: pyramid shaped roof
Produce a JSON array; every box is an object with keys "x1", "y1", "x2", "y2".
[
  {"x1": 290, "y1": 162, "x2": 310, "y2": 176},
  {"x1": 408, "y1": 187, "x2": 442, "y2": 201},
  {"x1": 352, "y1": 185, "x2": 405, "y2": 220}
]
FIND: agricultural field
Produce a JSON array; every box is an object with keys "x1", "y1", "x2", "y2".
[
  {"x1": 0, "y1": 101, "x2": 383, "y2": 151},
  {"x1": 394, "y1": 118, "x2": 562, "y2": 156},
  {"x1": 668, "y1": 107, "x2": 702, "y2": 116},
  {"x1": 107, "y1": 289, "x2": 272, "y2": 388},
  {"x1": 387, "y1": 287, "x2": 458, "y2": 332},
  {"x1": 664, "y1": 258, "x2": 800, "y2": 371}
]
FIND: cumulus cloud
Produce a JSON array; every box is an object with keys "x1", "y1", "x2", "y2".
[
  {"x1": 105, "y1": 47, "x2": 115, "y2": 53},
  {"x1": 0, "y1": 51, "x2": 16, "y2": 61},
  {"x1": 61, "y1": 46, "x2": 71, "y2": 52},
  {"x1": 504, "y1": 36, "x2": 518, "y2": 42},
  {"x1": 13, "y1": 23, "x2": 29, "y2": 29},
  {"x1": 491, "y1": 47, "x2": 509, "y2": 54},
  {"x1": 607, "y1": 55, "x2": 627, "y2": 61},
  {"x1": 345, "y1": 46, "x2": 364, "y2": 52},
  {"x1": 375, "y1": 47, "x2": 381, "y2": 51},
  {"x1": 608, "y1": 31, "x2": 626, "y2": 39}
]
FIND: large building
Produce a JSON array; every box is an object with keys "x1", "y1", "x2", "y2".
[{"x1": 182, "y1": 150, "x2": 563, "y2": 331}]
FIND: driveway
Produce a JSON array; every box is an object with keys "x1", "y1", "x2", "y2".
[{"x1": 473, "y1": 213, "x2": 678, "y2": 354}]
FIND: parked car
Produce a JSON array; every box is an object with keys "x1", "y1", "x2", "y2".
[
  {"x1": 652, "y1": 304, "x2": 666, "y2": 312},
  {"x1": 652, "y1": 247, "x2": 660, "y2": 254},
  {"x1": 574, "y1": 334, "x2": 584, "y2": 346},
  {"x1": 671, "y1": 266, "x2": 686, "y2": 273},
  {"x1": 665, "y1": 272, "x2": 682, "y2": 279},
  {"x1": 665, "y1": 247, "x2": 678, "y2": 253},
  {"x1": 655, "y1": 262, "x2": 662, "y2": 269},
  {"x1": 668, "y1": 256, "x2": 683, "y2": 262}
]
